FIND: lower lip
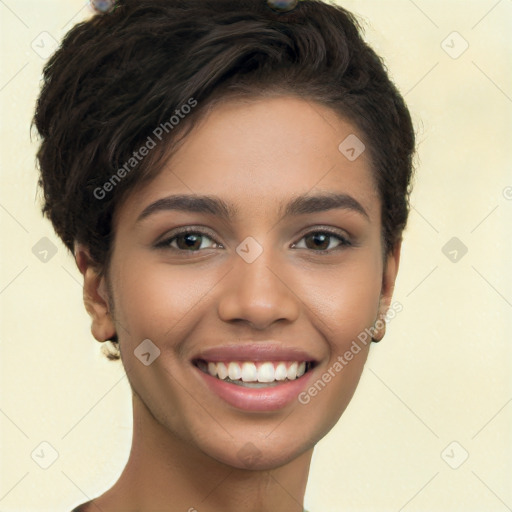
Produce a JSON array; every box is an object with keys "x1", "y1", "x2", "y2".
[{"x1": 192, "y1": 364, "x2": 316, "y2": 412}]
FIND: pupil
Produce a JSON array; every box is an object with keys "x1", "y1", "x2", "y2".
[
  {"x1": 179, "y1": 234, "x2": 201, "y2": 250},
  {"x1": 309, "y1": 233, "x2": 329, "y2": 250}
]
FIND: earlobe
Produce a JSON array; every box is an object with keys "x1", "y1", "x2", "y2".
[
  {"x1": 74, "y1": 242, "x2": 117, "y2": 342},
  {"x1": 372, "y1": 239, "x2": 402, "y2": 343},
  {"x1": 382, "y1": 239, "x2": 401, "y2": 304}
]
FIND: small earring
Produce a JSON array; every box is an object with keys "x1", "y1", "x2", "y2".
[{"x1": 267, "y1": 0, "x2": 299, "y2": 13}]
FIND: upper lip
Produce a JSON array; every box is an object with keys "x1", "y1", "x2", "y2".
[{"x1": 191, "y1": 342, "x2": 319, "y2": 363}]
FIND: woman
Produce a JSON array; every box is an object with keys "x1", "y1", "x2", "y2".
[{"x1": 33, "y1": 0, "x2": 415, "y2": 510}]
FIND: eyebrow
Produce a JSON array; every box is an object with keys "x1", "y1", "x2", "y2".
[{"x1": 136, "y1": 192, "x2": 369, "y2": 223}]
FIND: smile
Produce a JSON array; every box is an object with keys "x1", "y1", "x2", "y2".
[
  {"x1": 194, "y1": 359, "x2": 315, "y2": 388},
  {"x1": 191, "y1": 358, "x2": 318, "y2": 410}
]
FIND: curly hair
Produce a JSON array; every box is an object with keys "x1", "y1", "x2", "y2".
[{"x1": 32, "y1": 0, "x2": 415, "y2": 359}]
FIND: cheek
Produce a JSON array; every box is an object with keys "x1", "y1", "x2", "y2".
[
  {"x1": 298, "y1": 252, "x2": 383, "y2": 348},
  {"x1": 111, "y1": 255, "x2": 220, "y2": 347},
  {"x1": 296, "y1": 263, "x2": 380, "y2": 437},
  {"x1": 303, "y1": 252, "x2": 382, "y2": 431}
]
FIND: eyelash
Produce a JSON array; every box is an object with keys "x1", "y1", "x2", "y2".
[{"x1": 154, "y1": 226, "x2": 352, "y2": 254}]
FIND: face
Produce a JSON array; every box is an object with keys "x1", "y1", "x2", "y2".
[{"x1": 88, "y1": 95, "x2": 400, "y2": 470}]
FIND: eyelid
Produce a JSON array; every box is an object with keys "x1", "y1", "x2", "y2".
[{"x1": 295, "y1": 225, "x2": 351, "y2": 241}]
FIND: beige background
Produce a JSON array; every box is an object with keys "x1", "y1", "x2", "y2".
[{"x1": 1, "y1": 1, "x2": 511, "y2": 511}]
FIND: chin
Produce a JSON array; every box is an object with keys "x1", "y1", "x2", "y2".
[{"x1": 195, "y1": 429, "x2": 315, "y2": 471}]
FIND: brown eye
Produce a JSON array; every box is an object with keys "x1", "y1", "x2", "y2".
[
  {"x1": 292, "y1": 230, "x2": 351, "y2": 252},
  {"x1": 156, "y1": 229, "x2": 221, "y2": 252},
  {"x1": 174, "y1": 233, "x2": 206, "y2": 251},
  {"x1": 305, "y1": 233, "x2": 331, "y2": 251}
]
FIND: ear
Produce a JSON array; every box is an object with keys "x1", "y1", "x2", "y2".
[
  {"x1": 372, "y1": 239, "x2": 402, "y2": 342},
  {"x1": 74, "y1": 242, "x2": 116, "y2": 342}
]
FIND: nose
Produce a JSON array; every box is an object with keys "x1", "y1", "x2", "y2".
[{"x1": 217, "y1": 246, "x2": 301, "y2": 330}]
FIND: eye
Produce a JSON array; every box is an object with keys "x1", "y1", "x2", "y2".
[
  {"x1": 155, "y1": 228, "x2": 222, "y2": 252},
  {"x1": 155, "y1": 227, "x2": 352, "y2": 254},
  {"x1": 291, "y1": 229, "x2": 351, "y2": 253}
]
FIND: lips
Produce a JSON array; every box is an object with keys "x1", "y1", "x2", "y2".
[
  {"x1": 189, "y1": 342, "x2": 321, "y2": 411},
  {"x1": 190, "y1": 342, "x2": 319, "y2": 364}
]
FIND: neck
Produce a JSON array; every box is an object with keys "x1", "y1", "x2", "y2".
[{"x1": 91, "y1": 392, "x2": 312, "y2": 512}]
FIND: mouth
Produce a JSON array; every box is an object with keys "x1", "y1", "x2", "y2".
[
  {"x1": 192, "y1": 359, "x2": 317, "y2": 388},
  {"x1": 189, "y1": 342, "x2": 321, "y2": 411}
]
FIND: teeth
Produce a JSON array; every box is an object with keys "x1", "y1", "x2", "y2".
[
  {"x1": 197, "y1": 360, "x2": 312, "y2": 383},
  {"x1": 241, "y1": 362, "x2": 258, "y2": 382},
  {"x1": 207, "y1": 362, "x2": 217, "y2": 377},
  {"x1": 274, "y1": 362, "x2": 288, "y2": 381},
  {"x1": 217, "y1": 362, "x2": 228, "y2": 380},
  {"x1": 257, "y1": 362, "x2": 275, "y2": 383},
  {"x1": 287, "y1": 362, "x2": 298, "y2": 380},
  {"x1": 228, "y1": 362, "x2": 242, "y2": 380}
]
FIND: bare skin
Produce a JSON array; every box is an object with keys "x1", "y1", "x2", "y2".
[{"x1": 73, "y1": 95, "x2": 400, "y2": 512}]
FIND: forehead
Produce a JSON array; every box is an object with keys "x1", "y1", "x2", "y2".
[{"x1": 115, "y1": 95, "x2": 379, "y2": 226}]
